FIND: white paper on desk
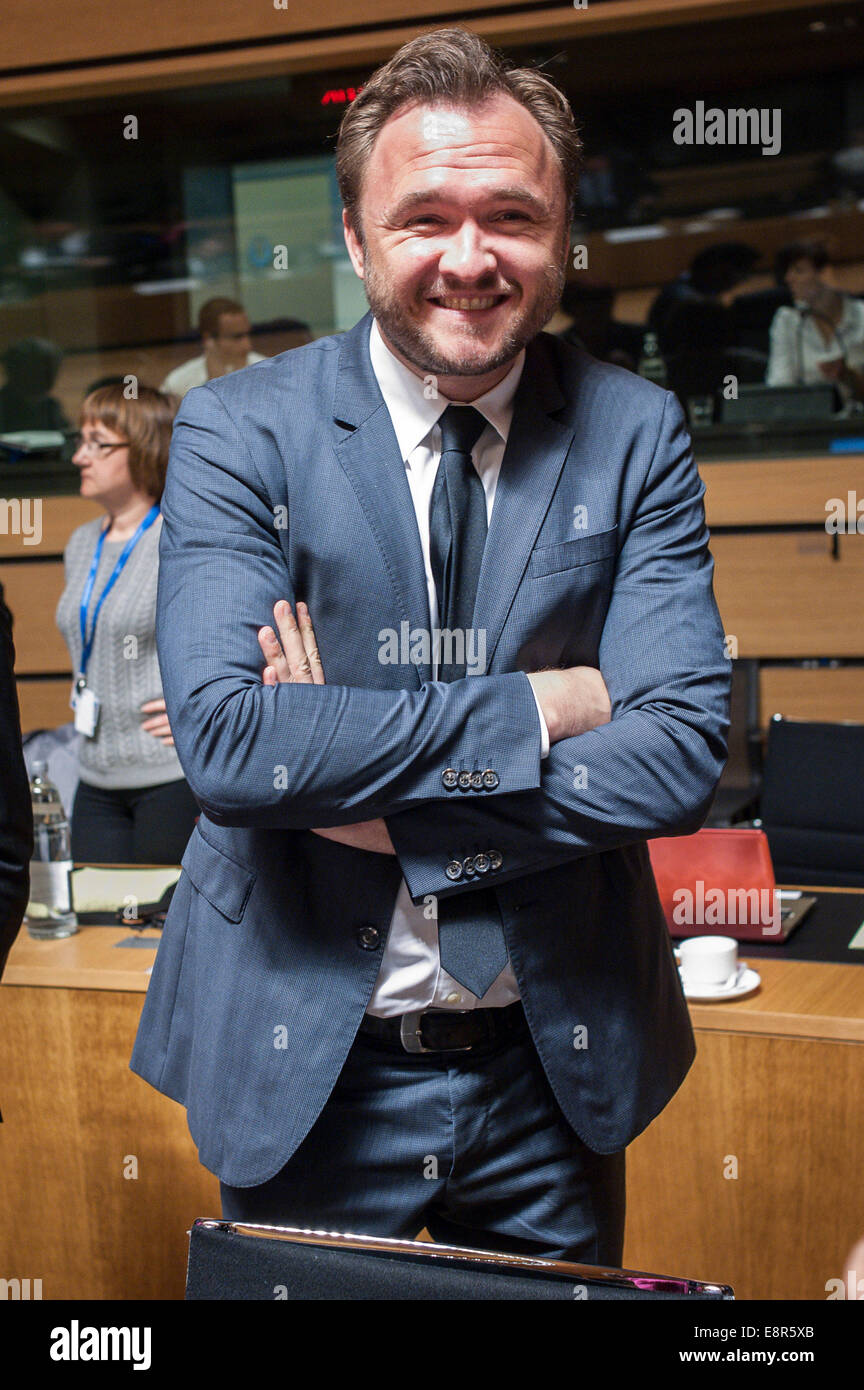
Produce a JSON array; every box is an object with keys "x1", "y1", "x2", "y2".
[
  {"x1": 602, "y1": 224, "x2": 669, "y2": 243},
  {"x1": 848, "y1": 922, "x2": 864, "y2": 951},
  {"x1": 71, "y1": 866, "x2": 181, "y2": 913}
]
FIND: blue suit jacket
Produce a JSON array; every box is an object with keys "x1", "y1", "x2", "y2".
[{"x1": 130, "y1": 310, "x2": 731, "y2": 1185}]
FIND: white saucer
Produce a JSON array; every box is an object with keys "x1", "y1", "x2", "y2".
[{"x1": 675, "y1": 960, "x2": 761, "y2": 1002}]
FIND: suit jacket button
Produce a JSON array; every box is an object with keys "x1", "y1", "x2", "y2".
[
  {"x1": 482, "y1": 769, "x2": 499, "y2": 789},
  {"x1": 489, "y1": 850, "x2": 503, "y2": 870},
  {"x1": 442, "y1": 768, "x2": 458, "y2": 790},
  {"x1": 474, "y1": 852, "x2": 490, "y2": 874},
  {"x1": 470, "y1": 770, "x2": 484, "y2": 789},
  {"x1": 457, "y1": 770, "x2": 472, "y2": 790},
  {"x1": 462, "y1": 856, "x2": 476, "y2": 876},
  {"x1": 445, "y1": 860, "x2": 463, "y2": 881},
  {"x1": 356, "y1": 924, "x2": 381, "y2": 950}
]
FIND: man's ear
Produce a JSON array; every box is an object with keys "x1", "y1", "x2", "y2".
[{"x1": 343, "y1": 209, "x2": 365, "y2": 279}]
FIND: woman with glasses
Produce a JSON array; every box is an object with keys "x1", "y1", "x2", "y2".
[{"x1": 55, "y1": 383, "x2": 200, "y2": 863}]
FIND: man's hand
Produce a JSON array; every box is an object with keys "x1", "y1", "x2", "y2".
[
  {"x1": 258, "y1": 600, "x2": 324, "y2": 685},
  {"x1": 818, "y1": 356, "x2": 844, "y2": 382},
  {"x1": 527, "y1": 666, "x2": 612, "y2": 745},
  {"x1": 257, "y1": 600, "x2": 396, "y2": 854}
]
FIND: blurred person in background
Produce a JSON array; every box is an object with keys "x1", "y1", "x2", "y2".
[
  {"x1": 648, "y1": 241, "x2": 760, "y2": 354},
  {"x1": 831, "y1": 127, "x2": 864, "y2": 199},
  {"x1": 56, "y1": 384, "x2": 199, "y2": 863},
  {"x1": 767, "y1": 239, "x2": 864, "y2": 404},
  {"x1": 160, "y1": 296, "x2": 266, "y2": 398},
  {"x1": 552, "y1": 279, "x2": 642, "y2": 371},
  {"x1": 0, "y1": 337, "x2": 69, "y2": 435},
  {"x1": 648, "y1": 242, "x2": 764, "y2": 407},
  {"x1": 249, "y1": 316, "x2": 314, "y2": 357},
  {"x1": 0, "y1": 581, "x2": 32, "y2": 978}
]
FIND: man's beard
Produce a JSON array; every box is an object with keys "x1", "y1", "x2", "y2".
[{"x1": 361, "y1": 242, "x2": 568, "y2": 379}]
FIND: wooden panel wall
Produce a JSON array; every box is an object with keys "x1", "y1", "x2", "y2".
[
  {"x1": 625, "y1": 1024, "x2": 864, "y2": 1300},
  {"x1": 0, "y1": 563, "x2": 68, "y2": 672},
  {"x1": 0, "y1": 0, "x2": 822, "y2": 75},
  {"x1": 4, "y1": 464, "x2": 864, "y2": 730},
  {"x1": 701, "y1": 456, "x2": 863, "y2": 529},
  {"x1": 700, "y1": 454, "x2": 864, "y2": 669},
  {"x1": 759, "y1": 665, "x2": 864, "y2": 726},
  {"x1": 710, "y1": 532, "x2": 864, "y2": 659},
  {"x1": 0, "y1": 496, "x2": 103, "y2": 560},
  {"x1": 0, "y1": 0, "x2": 846, "y2": 106},
  {"x1": 1, "y1": 497, "x2": 102, "y2": 731},
  {"x1": 1, "y1": 0, "x2": 517, "y2": 70},
  {"x1": 0, "y1": 982, "x2": 219, "y2": 1299}
]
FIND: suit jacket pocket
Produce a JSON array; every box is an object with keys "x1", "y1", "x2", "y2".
[
  {"x1": 180, "y1": 826, "x2": 257, "y2": 923},
  {"x1": 527, "y1": 525, "x2": 618, "y2": 578}
]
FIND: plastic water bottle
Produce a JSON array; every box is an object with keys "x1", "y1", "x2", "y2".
[
  {"x1": 638, "y1": 332, "x2": 668, "y2": 388},
  {"x1": 24, "y1": 760, "x2": 78, "y2": 940}
]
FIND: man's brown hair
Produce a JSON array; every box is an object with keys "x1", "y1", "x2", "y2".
[
  {"x1": 80, "y1": 384, "x2": 177, "y2": 502},
  {"x1": 197, "y1": 297, "x2": 246, "y2": 340},
  {"x1": 335, "y1": 27, "x2": 582, "y2": 245}
]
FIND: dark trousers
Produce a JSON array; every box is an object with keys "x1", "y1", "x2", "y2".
[
  {"x1": 220, "y1": 1019, "x2": 626, "y2": 1267},
  {"x1": 71, "y1": 776, "x2": 200, "y2": 864}
]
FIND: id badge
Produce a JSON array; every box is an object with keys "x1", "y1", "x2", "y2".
[{"x1": 74, "y1": 686, "x2": 101, "y2": 737}]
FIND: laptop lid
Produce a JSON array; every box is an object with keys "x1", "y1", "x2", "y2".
[
  {"x1": 648, "y1": 827, "x2": 793, "y2": 941},
  {"x1": 721, "y1": 383, "x2": 837, "y2": 424}
]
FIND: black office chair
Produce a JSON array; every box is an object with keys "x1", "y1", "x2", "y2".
[
  {"x1": 758, "y1": 715, "x2": 864, "y2": 888},
  {"x1": 706, "y1": 660, "x2": 762, "y2": 826},
  {"x1": 185, "y1": 1220, "x2": 734, "y2": 1300}
]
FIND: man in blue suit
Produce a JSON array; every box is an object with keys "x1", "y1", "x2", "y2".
[{"x1": 131, "y1": 28, "x2": 730, "y2": 1265}]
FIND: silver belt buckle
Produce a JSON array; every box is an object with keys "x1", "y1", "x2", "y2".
[{"x1": 399, "y1": 1009, "x2": 474, "y2": 1054}]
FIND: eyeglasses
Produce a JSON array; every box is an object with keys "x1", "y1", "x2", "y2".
[{"x1": 73, "y1": 432, "x2": 130, "y2": 457}]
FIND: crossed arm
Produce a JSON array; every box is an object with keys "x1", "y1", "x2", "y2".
[
  {"x1": 256, "y1": 600, "x2": 613, "y2": 855},
  {"x1": 158, "y1": 383, "x2": 730, "y2": 900}
]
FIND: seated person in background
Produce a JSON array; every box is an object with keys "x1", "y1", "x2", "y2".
[
  {"x1": 649, "y1": 242, "x2": 763, "y2": 406},
  {"x1": 0, "y1": 337, "x2": 69, "y2": 435},
  {"x1": 551, "y1": 279, "x2": 641, "y2": 372},
  {"x1": 56, "y1": 384, "x2": 200, "y2": 865},
  {"x1": 648, "y1": 242, "x2": 760, "y2": 356},
  {"x1": 831, "y1": 127, "x2": 864, "y2": 199},
  {"x1": 249, "y1": 317, "x2": 314, "y2": 357},
  {"x1": 767, "y1": 239, "x2": 864, "y2": 405},
  {"x1": 160, "y1": 297, "x2": 266, "y2": 398}
]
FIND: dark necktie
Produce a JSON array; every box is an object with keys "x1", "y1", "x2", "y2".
[{"x1": 428, "y1": 404, "x2": 509, "y2": 998}]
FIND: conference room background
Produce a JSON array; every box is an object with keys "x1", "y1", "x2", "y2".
[{"x1": 1, "y1": 0, "x2": 863, "y2": 1311}]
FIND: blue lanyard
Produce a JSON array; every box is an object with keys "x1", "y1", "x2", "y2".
[{"x1": 78, "y1": 504, "x2": 160, "y2": 682}]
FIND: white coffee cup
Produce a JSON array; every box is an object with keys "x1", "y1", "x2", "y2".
[{"x1": 677, "y1": 935, "x2": 739, "y2": 991}]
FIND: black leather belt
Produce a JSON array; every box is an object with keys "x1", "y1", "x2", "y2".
[{"x1": 359, "y1": 1001, "x2": 527, "y2": 1055}]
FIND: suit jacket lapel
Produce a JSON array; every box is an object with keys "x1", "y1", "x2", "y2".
[
  {"x1": 473, "y1": 333, "x2": 575, "y2": 673},
  {"x1": 332, "y1": 312, "x2": 434, "y2": 686},
  {"x1": 331, "y1": 314, "x2": 576, "y2": 686}
]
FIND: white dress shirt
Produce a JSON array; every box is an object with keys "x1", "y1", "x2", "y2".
[
  {"x1": 766, "y1": 297, "x2": 864, "y2": 402},
  {"x1": 365, "y1": 317, "x2": 549, "y2": 1017},
  {"x1": 160, "y1": 351, "x2": 266, "y2": 399}
]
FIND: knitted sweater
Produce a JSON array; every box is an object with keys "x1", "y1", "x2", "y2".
[{"x1": 55, "y1": 514, "x2": 184, "y2": 789}]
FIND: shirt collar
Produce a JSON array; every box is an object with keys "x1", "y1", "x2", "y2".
[{"x1": 369, "y1": 316, "x2": 525, "y2": 464}]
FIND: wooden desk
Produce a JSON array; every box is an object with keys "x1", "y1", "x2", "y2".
[
  {"x1": 2, "y1": 901, "x2": 863, "y2": 1300},
  {"x1": 0, "y1": 923, "x2": 219, "y2": 1300},
  {"x1": 624, "y1": 890, "x2": 864, "y2": 1300}
]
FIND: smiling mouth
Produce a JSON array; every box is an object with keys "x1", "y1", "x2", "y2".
[{"x1": 429, "y1": 293, "x2": 510, "y2": 312}]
